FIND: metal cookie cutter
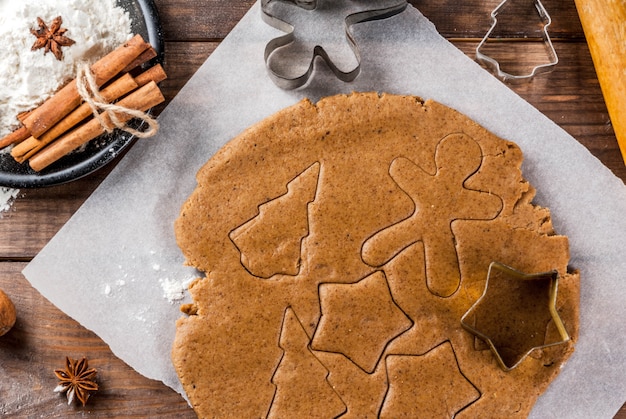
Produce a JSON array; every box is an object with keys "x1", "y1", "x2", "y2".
[
  {"x1": 460, "y1": 262, "x2": 570, "y2": 371},
  {"x1": 476, "y1": 0, "x2": 558, "y2": 82},
  {"x1": 261, "y1": 0, "x2": 407, "y2": 89}
]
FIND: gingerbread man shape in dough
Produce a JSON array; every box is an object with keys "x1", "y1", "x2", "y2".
[{"x1": 362, "y1": 133, "x2": 503, "y2": 297}]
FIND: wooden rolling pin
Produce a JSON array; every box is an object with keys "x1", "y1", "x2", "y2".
[{"x1": 573, "y1": 0, "x2": 626, "y2": 164}]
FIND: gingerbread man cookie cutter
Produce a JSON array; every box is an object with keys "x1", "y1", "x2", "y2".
[
  {"x1": 260, "y1": 0, "x2": 407, "y2": 89},
  {"x1": 476, "y1": 0, "x2": 558, "y2": 82}
]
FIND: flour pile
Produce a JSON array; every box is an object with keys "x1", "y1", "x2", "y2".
[{"x1": 0, "y1": 0, "x2": 133, "y2": 140}]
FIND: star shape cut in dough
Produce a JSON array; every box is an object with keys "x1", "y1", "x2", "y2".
[
  {"x1": 381, "y1": 342, "x2": 479, "y2": 417},
  {"x1": 311, "y1": 271, "x2": 412, "y2": 373},
  {"x1": 461, "y1": 262, "x2": 570, "y2": 370}
]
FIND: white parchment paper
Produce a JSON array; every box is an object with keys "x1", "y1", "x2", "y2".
[{"x1": 23, "y1": 2, "x2": 626, "y2": 417}]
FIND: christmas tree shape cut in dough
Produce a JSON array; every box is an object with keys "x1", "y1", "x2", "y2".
[
  {"x1": 380, "y1": 341, "x2": 480, "y2": 417},
  {"x1": 230, "y1": 162, "x2": 320, "y2": 278},
  {"x1": 268, "y1": 307, "x2": 347, "y2": 419},
  {"x1": 362, "y1": 134, "x2": 502, "y2": 297},
  {"x1": 311, "y1": 271, "x2": 412, "y2": 373}
]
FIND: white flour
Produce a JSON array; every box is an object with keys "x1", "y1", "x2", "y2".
[
  {"x1": 0, "y1": 187, "x2": 19, "y2": 215},
  {"x1": 156, "y1": 262, "x2": 196, "y2": 303},
  {"x1": 0, "y1": 0, "x2": 133, "y2": 140}
]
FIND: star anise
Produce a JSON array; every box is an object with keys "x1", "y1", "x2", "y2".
[
  {"x1": 30, "y1": 16, "x2": 75, "y2": 61},
  {"x1": 54, "y1": 356, "x2": 98, "y2": 406}
]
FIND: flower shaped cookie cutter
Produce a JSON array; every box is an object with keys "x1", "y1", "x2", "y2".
[
  {"x1": 476, "y1": 0, "x2": 558, "y2": 82},
  {"x1": 261, "y1": 0, "x2": 407, "y2": 89},
  {"x1": 460, "y1": 262, "x2": 570, "y2": 371}
]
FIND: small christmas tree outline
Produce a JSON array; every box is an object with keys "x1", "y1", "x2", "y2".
[
  {"x1": 267, "y1": 307, "x2": 347, "y2": 418},
  {"x1": 230, "y1": 162, "x2": 320, "y2": 278}
]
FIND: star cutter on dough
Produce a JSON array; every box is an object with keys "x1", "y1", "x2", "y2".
[
  {"x1": 260, "y1": 0, "x2": 408, "y2": 89},
  {"x1": 475, "y1": 0, "x2": 558, "y2": 83},
  {"x1": 460, "y1": 262, "x2": 570, "y2": 371}
]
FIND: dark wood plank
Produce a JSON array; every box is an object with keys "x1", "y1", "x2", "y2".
[
  {"x1": 0, "y1": 175, "x2": 106, "y2": 259},
  {"x1": 151, "y1": 0, "x2": 587, "y2": 41},
  {"x1": 153, "y1": 0, "x2": 255, "y2": 40},
  {"x1": 410, "y1": 0, "x2": 585, "y2": 39},
  {"x1": 0, "y1": 263, "x2": 195, "y2": 417}
]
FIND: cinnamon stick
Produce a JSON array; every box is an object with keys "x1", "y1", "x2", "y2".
[
  {"x1": 11, "y1": 73, "x2": 139, "y2": 163},
  {"x1": 0, "y1": 126, "x2": 30, "y2": 149},
  {"x1": 17, "y1": 110, "x2": 32, "y2": 123},
  {"x1": 134, "y1": 63, "x2": 167, "y2": 87},
  {"x1": 11, "y1": 65, "x2": 166, "y2": 163},
  {"x1": 12, "y1": 64, "x2": 167, "y2": 163},
  {"x1": 122, "y1": 46, "x2": 158, "y2": 73},
  {"x1": 29, "y1": 81, "x2": 165, "y2": 172},
  {"x1": 22, "y1": 34, "x2": 151, "y2": 138}
]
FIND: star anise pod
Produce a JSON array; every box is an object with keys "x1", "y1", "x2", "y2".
[
  {"x1": 30, "y1": 16, "x2": 75, "y2": 61},
  {"x1": 54, "y1": 356, "x2": 98, "y2": 406}
]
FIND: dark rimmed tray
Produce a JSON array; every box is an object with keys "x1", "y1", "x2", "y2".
[{"x1": 0, "y1": 0, "x2": 164, "y2": 188}]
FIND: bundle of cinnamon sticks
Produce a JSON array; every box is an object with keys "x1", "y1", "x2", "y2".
[{"x1": 0, "y1": 34, "x2": 167, "y2": 172}]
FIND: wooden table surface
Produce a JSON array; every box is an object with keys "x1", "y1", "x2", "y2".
[{"x1": 0, "y1": 0, "x2": 624, "y2": 417}]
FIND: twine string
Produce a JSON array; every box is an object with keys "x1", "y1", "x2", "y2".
[{"x1": 75, "y1": 63, "x2": 159, "y2": 138}]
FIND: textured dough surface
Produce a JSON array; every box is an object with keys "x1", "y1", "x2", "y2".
[{"x1": 173, "y1": 93, "x2": 579, "y2": 418}]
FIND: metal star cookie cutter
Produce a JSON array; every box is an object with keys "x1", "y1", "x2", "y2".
[
  {"x1": 460, "y1": 262, "x2": 570, "y2": 371},
  {"x1": 260, "y1": 0, "x2": 407, "y2": 89},
  {"x1": 476, "y1": 0, "x2": 558, "y2": 83}
]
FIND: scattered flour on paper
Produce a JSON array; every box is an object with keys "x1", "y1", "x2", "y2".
[
  {"x1": 0, "y1": 0, "x2": 133, "y2": 140},
  {"x1": 103, "y1": 254, "x2": 196, "y2": 304},
  {"x1": 159, "y1": 278, "x2": 188, "y2": 303},
  {"x1": 155, "y1": 263, "x2": 196, "y2": 304}
]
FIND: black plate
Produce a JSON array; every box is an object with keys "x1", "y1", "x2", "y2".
[{"x1": 0, "y1": 0, "x2": 164, "y2": 188}]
